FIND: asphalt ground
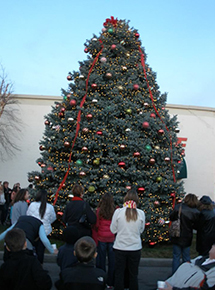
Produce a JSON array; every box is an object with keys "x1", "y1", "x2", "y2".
[{"x1": 0, "y1": 253, "x2": 173, "y2": 290}]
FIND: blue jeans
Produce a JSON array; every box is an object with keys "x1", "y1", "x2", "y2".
[
  {"x1": 172, "y1": 244, "x2": 190, "y2": 274},
  {"x1": 96, "y1": 241, "x2": 115, "y2": 286}
]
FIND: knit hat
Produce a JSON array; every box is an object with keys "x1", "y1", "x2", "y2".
[
  {"x1": 200, "y1": 195, "x2": 213, "y2": 205},
  {"x1": 63, "y1": 226, "x2": 79, "y2": 245}
]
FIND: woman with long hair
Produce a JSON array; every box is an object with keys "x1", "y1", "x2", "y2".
[
  {"x1": 95, "y1": 193, "x2": 115, "y2": 288},
  {"x1": 11, "y1": 188, "x2": 29, "y2": 225},
  {"x1": 27, "y1": 189, "x2": 56, "y2": 263},
  {"x1": 110, "y1": 188, "x2": 145, "y2": 290}
]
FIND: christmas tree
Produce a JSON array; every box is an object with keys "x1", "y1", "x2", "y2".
[{"x1": 29, "y1": 17, "x2": 184, "y2": 245}]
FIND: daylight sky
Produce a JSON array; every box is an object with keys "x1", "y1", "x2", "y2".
[{"x1": 1, "y1": 0, "x2": 215, "y2": 108}]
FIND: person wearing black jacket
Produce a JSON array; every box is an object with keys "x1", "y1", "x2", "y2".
[
  {"x1": 0, "y1": 228, "x2": 52, "y2": 290},
  {"x1": 62, "y1": 184, "x2": 97, "y2": 238},
  {"x1": 170, "y1": 193, "x2": 200, "y2": 273},
  {"x1": 196, "y1": 195, "x2": 215, "y2": 256}
]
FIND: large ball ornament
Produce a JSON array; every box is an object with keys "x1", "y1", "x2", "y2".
[
  {"x1": 41, "y1": 163, "x2": 46, "y2": 168},
  {"x1": 105, "y1": 73, "x2": 112, "y2": 79},
  {"x1": 67, "y1": 93, "x2": 71, "y2": 99},
  {"x1": 135, "y1": 33, "x2": 140, "y2": 38},
  {"x1": 76, "y1": 159, "x2": 83, "y2": 166},
  {"x1": 68, "y1": 117, "x2": 74, "y2": 122},
  {"x1": 84, "y1": 48, "x2": 89, "y2": 53},
  {"x1": 119, "y1": 144, "x2": 126, "y2": 150},
  {"x1": 150, "y1": 113, "x2": 156, "y2": 119},
  {"x1": 81, "y1": 146, "x2": 88, "y2": 152},
  {"x1": 165, "y1": 157, "x2": 170, "y2": 163},
  {"x1": 122, "y1": 66, "x2": 127, "y2": 72},
  {"x1": 133, "y1": 152, "x2": 140, "y2": 157},
  {"x1": 39, "y1": 145, "x2": 45, "y2": 151},
  {"x1": 88, "y1": 186, "x2": 95, "y2": 193},
  {"x1": 158, "y1": 129, "x2": 164, "y2": 135},
  {"x1": 64, "y1": 141, "x2": 70, "y2": 147},
  {"x1": 102, "y1": 28, "x2": 106, "y2": 32},
  {"x1": 103, "y1": 174, "x2": 110, "y2": 179},
  {"x1": 57, "y1": 211, "x2": 63, "y2": 218},
  {"x1": 70, "y1": 99, "x2": 77, "y2": 106},
  {"x1": 149, "y1": 158, "x2": 155, "y2": 165},
  {"x1": 96, "y1": 131, "x2": 103, "y2": 135},
  {"x1": 145, "y1": 222, "x2": 150, "y2": 227},
  {"x1": 67, "y1": 75, "x2": 72, "y2": 81},
  {"x1": 175, "y1": 128, "x2": 180, "y2": 133},
  {"x1": 133, "y1": 84, "x2": 139, "y2": 90},
  {"x1": 120, "y1": 40, "x2": 125, "y2": 45},
  {"x1": 100, "y1": 57, "x2": 107, "y2": 63},
  {"x1": 92, "y1": 99, "x2": 98, "y2": 103},
  {"x1": 156, "y1": 176, "x2": 162, "y2": 182},
  {"x1": 144, "y1": 102, "x2": 149, "y2": 108},
  {"x1": 126, "y1": 52, "x2": 130, "y2": 57},
  {"x1": 126, "y1": 185, "x2": 131, "y2": 190},
  {"x1": 82, "y1": 128, "x2": 89, "y2": 134},
  {"x1": 61, "y1": 107, "x2": 66, "y2": 112},
  {"x1": 126, "y1": 109, "x2": 132, "y2": 115},
  {"x1": 79, "y1": 171, "x2": 86, "y2": 177},
  {"x1": 44, "y1": 120, "x2": 50, "y2": 125},
  {"x1": 125, "y1": 128, "x2": 131, "y2": 132},
  {"x1": 47, "y1": 166, "x2": 54, "y2": 171},
  {"x1": 118, "y1": 161, "x2": 125, "y2": 168},
  {"x1": 118, "y1": 85, "x2": 123, "y2": 91},
  {"x1": 79, "y1": 75, "x2": 85, "y2": 80},
  {"x1": 111, "y1": 44, "x2": 116, "y2": 50},
  {"x1": 91, "y1": 83, "x2": 97, "y2": 90},
  {"x1": 35, "y1": 175, "x2": 40, "y2": 181},
  {"x1": 154, "y1": 200, "x2": 160, "y2": 206},
  {"x1": 86, "y1": 114, "x2": 93, "y2": 120},
  {"x1": 158, "y1": 218, "x2": 165, "y2": 225},
  {"x1": 93, "y1": 158, "x2": 100, "y2": 165},
  {"x1": 138, "y1": 187, "x2": 145, "y2": 193},
  {"x1": 142, "y1": 121, "x2": 150, "y2": 129},
  {"x1": 108, "y1": 28, "x2": 113, "y2": 34},
  {"x1": 171, "y1": 192, "x2": 176, "y2": 198},
  {"x1": 58, "y1": 112, "x2": 64, "y2": 118},
  {"x1": 145, "y1": 145, "x2": 152, "y2": 151},
  {"x1": 154, "y1": 146, "x2": 160, "y2": 150}
]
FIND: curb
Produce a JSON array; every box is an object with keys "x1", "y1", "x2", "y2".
[{"x1": 0, "y1": 251, "x2": 172, "y2": 267}]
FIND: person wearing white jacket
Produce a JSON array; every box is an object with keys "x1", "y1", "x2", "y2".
[
  {"x1": 27, "y1": 189, "x2": 56, "y2": 263},
  {"x1": 110, "y1": 189, "x2": 145, "y2": 290}
]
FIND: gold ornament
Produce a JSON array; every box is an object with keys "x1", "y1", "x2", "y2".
[
  {"x1": 122, "y1": 66, "x2": 128, "y2": 72},
  {"x1": 118, "y1": 85, "x2": 123, "y2": 91},
  {"x1": 103, "y1": 174, "x2": 110, "y2": 179}
]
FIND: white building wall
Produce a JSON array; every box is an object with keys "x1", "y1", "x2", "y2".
[{"x1": 1, "y1": 95, "x2": 215, "y2": 200}]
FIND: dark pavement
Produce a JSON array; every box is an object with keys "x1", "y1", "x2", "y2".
[{"x1": 0, "y1": 253, "x2": 172, "y2": 290}]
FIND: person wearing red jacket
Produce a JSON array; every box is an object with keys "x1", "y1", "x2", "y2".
[{"x1": 95, "y1": 193, "x2": 115, "y2": 289}]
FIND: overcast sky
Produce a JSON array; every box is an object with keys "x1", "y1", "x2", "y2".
[{"x1": 1, "y1": 0, "x2": 215, "y2": 108}]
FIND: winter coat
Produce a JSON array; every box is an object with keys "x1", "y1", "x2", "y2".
[
  {"x1": 95, "y1": 209, "x2": 115, "y2": 243},
  {"x1": 170, "y1": 203, "x2": 200, "y2": 247},
  {"x1": 62, "y1": 198, "x2": 97, "y2": 238},
  {"x1": 27, "y1": 202, "x2": 56, "y2": 235},
  {"x1": 196, "y1": 209, "x2": 215, "y2": 255},
  {"x1": 11, "y1": 200, "x2": 28, "y2": 224},
  {"x1": 0, "y1": 250, "x2": 52, "y2": 290}
]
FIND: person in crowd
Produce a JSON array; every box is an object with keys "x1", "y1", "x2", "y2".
[
  {"x1": 0, "y1": 228, "x2": 52, "y2": 290},
  {"x1": 0, "y1": 181, "x2": 7, "y2": 225},
  {"x1": 27, "y1": 189, "x2": 56, "y2": 263},
  {"x1": 59, "y1": 236, "x2": 106, "y2": 290},
  {"x1": 8, "y1": 185, "x2": 20, "y2": 225},
  {"x1": 11, "y1": 188, "x2": 29, "y2": 224},
  {"x1": 0, "y1": 215, "x2": 58, "y2": 260},
  {"x1": 3, "y1": 181, "x2": 12, "y2": 220},
  {"x1": 95, "y1": 192, "x2": 115, "y2": 288},
  {"x1": 196, "y1": 195, "x2": 215, "y2": 256},
  {"x1": 57, "y1": 226, "x2": 79, "y2": 271},
  {"x1": 62, "y1": 184, "x2": 97, "y2": 238},
  {"x1": 110, "y1": 188, "x2": 145, "y2": 290},
  {"x1": 158, "y1": 244, "x2": 215, "y2": 290},
  {"x1": 169, "y1": 193, "x2": 200, "y2": 273}
]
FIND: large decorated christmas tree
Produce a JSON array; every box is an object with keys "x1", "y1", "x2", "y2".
[{"x1": 29, "y1": 17, "x2": 184, "y2": 245}]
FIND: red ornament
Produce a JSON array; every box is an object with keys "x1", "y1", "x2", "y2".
[
  {"x1": 149, "y1": 242, "x2": 155, "y2": 246},
  {"x1": 142, "y1": 121, "x2": 149, "y2": 129},
  {"x1": 67, "y1": 93, "x2": 71, "y2": 99},
  {"x1": 84, "y1": 48, "x2": 89, "y2": 53},
  {"x1": 96, "y1": 131, "x2": 103, "y2": 135},
  {"x1": 70, "y1": 99, "x2": 77, "y2": 106},
  {"x1": 79, "y1": 171, "x2": 86, "y2": 177},
  {"x1": 145, "y1": 222, "x2": 150, "y2": 227},
  {"x1": 41, "y1": 163, "x2": 46, "y2": 168},
  {"x1": 91, "y1": 83, "x2": 97, "y2": 90},
  {"x1": 39, "y1": 145, "x2": 45, "y2": 151},
  {"x1": 118, "y1": 162, "x2": 125, "y2": 168},
  {"x1": 133, "y1": 152, "x2": 140, "y2": 157},
  {"x1": 158, "y1": 129, "x2": 164, "y2": 135},
  {"x1": 38, "y1": 161, "x2": 41, "y2": 166},
  {"x1": 126, "y1": 186, "x2": 131, "y2": 190},
  {"x1": 58, "y1": 112, "x2": 64, "y2": 118},
  {"x1": 150, "y1": 113, "x2": 156, "y2": 119},
  {"x1": 86, "y1": 114, "x2": 93, "y2": 120},
  {"x1": 138, "y1": 187, "x2": 145, "y2": 193},
  {"x1": 149, "y1": 158, "x2": 155, "y2": 165},
  {"x1": 154, "y1": 200, "x2": 160, "y2": 206},
  {"x1": 171, "y1": 192, "x2": 176, "y2": 197},
  {"x1": 67, "y1": 75, "x2": 72, "y2": 81},
  {"x1": 60, "y1": 107, "x2": 66, "y2": 112},
  {"x1": 133, "y1": 84, "x2": 139, "y2": 90},
  {"x1": 135, "y1": 33, "x2": 140, "y2": 38},
  {"x1": 44, "y1": 120, "x2": 50, "y2": 125},
  {"x1": 64, "y1": 141, "x2": 70, "y2": 147},
  {"x1": 47, "y1": 166, "x2": 54, "y2": 171},
  {"x1": 82, "y1": 146, "x2": 88, "y2": 152},
  {"x1": 57, "y1": 211, "x2": 63, "y2": 218},
  {"x1": 111, "y1": 44, "x2": 116, "y2": 50}
]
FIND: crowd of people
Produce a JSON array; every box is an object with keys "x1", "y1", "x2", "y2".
[{"x1": 1, "y1": 181, "x2": 215, "y2": 290}]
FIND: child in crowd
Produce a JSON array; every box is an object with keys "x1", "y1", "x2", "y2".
[
  {"x1": 0, "y1": 228, "x2": 52, "y2": 290},
  {"x1": 57, "y1": 226, "x2": 79, "y2": 270},
  {"x1": 60, "y1": 236, "x2": 106, "y2": 290}
]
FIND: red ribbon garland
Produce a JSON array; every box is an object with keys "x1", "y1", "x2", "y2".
[
  {"x1": 103, "y1": 16, "x2": 118, "y2": 27},
  {"x1": 53, "y1": 40, "x2": 104, "y2": 205},
  {"x1": 138, "y1": 46, "x2": 177, "y2": 208}
]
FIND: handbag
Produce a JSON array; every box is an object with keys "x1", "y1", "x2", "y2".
[
  {"x1": 79, "y1": 202, "x2": 91, "y2": 229},
  {"x1": 169, "y1": 204, "x2": 182, "y2": 238}
]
